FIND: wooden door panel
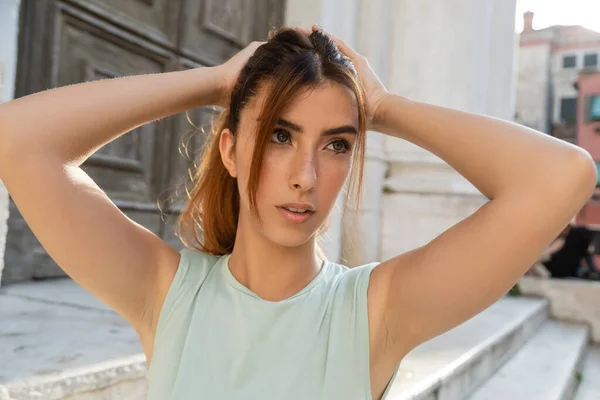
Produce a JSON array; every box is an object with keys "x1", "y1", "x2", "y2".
[
  {"x1": 180, "y1": 0, "x2": 261, "y2": 64},
  {"x1": 63, "y1": 0, "x2": 182, "y2": 47},
  {"x1": 56, "y1": 12, "x2": 170, "y2": 203}
]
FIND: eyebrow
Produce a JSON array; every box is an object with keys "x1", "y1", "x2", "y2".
[{"x1": 276, "y1": 118, "x2": 358, "y2": 136}]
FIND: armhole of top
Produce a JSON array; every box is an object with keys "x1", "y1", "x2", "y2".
[
  {"x1": 360, "y1": 261, "x2": 401, "y2": 400},
  {"x1": 357, "y1": 262, "x2": 379, "y2": 399},
  {"x1": 156, "y1": 248, "x2": 191, "y2": 331},
  {"x1": 147, "y1": 248, "x2": 191, "y2": 376}
]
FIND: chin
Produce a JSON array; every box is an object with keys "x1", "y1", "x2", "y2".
[
  {"x1": 260, "y1": 209, "x2": 319, "y2": 247},
  {"x1": 264, "y1": 224, "x2": 316, "y2": 248},
  {"x1": 274, "y1": 233, "x2": 313, "y2": 248}
]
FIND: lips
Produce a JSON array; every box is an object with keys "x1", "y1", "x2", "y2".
[
  {"x1": 278, "y1": 203, "x2": 316, "y2": 212},
  {"x1": 277, "y1": 206, "x2": 315, "y2": 224},
  {"x1": 280, "y1": 206, "x2": 311, "y2": 214}
]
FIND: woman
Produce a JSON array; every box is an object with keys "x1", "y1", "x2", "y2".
[{"x1": 0, "y1": 25, "x2": 595, "y2": 399}]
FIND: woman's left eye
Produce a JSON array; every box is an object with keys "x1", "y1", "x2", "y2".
[{"x1": 327, "y1": 139, "x2": 352, "y2": 154}]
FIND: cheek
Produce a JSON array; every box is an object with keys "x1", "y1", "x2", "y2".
[
  {"x1": 256, "y1": 151, "x2": 286, "y2": 195},
  {"x1": 319, "y1": 158, "x2": 351, "y2": 192}
]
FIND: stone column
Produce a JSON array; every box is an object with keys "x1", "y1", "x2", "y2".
[
  {"x1": 380, "y1": 0, "x2": 517, "y2": 260},
  {"x1": 341, "y1": 0, "x2": 392, "y2": 267},
  {"x1": 487, "y1": 0, "x2": 518, "y2": 121},
  {"x1": 0, "y1": 0, "x2": 21, "y2": 286}
]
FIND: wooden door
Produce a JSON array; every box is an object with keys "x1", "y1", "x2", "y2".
[{"x1": 3, "y1": 0, "x2": 284, "y2": 284}]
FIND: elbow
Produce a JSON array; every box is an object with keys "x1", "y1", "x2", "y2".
[{"x1": 566, "y1": 148, "x2": 597, "y2": 203}]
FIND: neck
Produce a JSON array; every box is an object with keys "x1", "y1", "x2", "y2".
[{"x1": 227, "y1": 216, "x2": 324, "y2": 302}]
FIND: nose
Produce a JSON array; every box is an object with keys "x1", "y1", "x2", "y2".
[{"x1": 289, "y1": 149, "x2": 317, "y2": 192}]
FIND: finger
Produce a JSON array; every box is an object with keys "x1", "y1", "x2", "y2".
[
  {"x1": 247, "y1": 41, "x2": 266, "y2": 53},
  {"x1": 294, "y1": 26, "x2": 312, "y2": 36}
]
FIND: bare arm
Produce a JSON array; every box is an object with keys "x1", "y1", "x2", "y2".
[
  {"x1": 372, "y1": 95, "x2": 593, "y2": 201},
  {"x1": 0, "y1": 65, "x2": 226, "y2": 333},
  {"x1": 369, "y1": 94, "x2": 596, "y2": 360},
  {"x1": 299, "y1": 26, "x2": 597, "y2": 376},
  {"x1": 0, "y1": 67, "x2": 224, "y2": 167}
]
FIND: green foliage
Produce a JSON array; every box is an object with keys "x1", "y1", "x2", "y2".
[{"x1": 508, "y1": 283, "x2": 521, "y2": 296}]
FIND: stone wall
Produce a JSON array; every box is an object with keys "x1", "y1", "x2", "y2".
[{"x1": 520, "y1": 276, "x2": 600, "y2": 342}]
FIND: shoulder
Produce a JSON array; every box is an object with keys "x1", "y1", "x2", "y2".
[
  {"x1": 324, "y1": 260, "x2": 381, "y2": 302},
  {"x1": 159, "y1": 247, "x2": 220, "y2": 290},
  {"x1": 181, "y1": 247, "x2": 221, "y2": 271},
  {"x1": 320, "y1": 260, "x2": 383, "y2": 325},
  {"x1": 149, "y1": 247, "x2": 221, "y2": 329}
]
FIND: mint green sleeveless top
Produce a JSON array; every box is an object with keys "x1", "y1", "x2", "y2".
[{"x1": 146, "y1": 248, "x2": 400, "y2": 399}]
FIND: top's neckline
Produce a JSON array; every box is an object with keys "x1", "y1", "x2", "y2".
[{"x1": 220, "y1": 253, "x2": 329, "y2": 303}]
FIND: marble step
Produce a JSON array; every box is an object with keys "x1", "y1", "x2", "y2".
[
  {"x1": 575, "y1": 346, "x2": 600, "y2": 400},
  {"x1": 385, "y1": 296, "x2": 549, "y2": 400},
  {"x1": 0, "y1": 279, "x2": 148, "y2": 399},
  {"x1": 466, "y1": 320, "x2": 588, "y2": 400}
]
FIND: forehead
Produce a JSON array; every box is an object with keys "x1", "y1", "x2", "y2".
[{"x1": 242, "y1": 81, "x2": 359, "y2": 129}]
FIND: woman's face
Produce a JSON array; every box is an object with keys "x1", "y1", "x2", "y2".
[{"x1": 220, "y1": 81, "x2": 359, "y2": 247}]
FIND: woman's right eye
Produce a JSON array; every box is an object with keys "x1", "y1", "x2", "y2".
[{"x1": 271, "y1": 129, "x2": 291, "y2": 144}]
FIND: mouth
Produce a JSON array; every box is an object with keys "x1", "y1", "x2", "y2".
[{"x1": 277, "y1": 206, "x2": 315, "y2": 224}]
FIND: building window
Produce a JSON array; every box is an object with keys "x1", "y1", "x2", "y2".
[
  {"x1": 560, "y1": 97, "x2": 577, "y2": 124},
  {"x1": 584, "y1": 53, "x2": 598, "y2": 68},
  {"x1": 563, "y1": 55, "x2": 577, "y2": 68},
  {"x1": 589, "y1": 95, "x2": 600, "y2": 122}
]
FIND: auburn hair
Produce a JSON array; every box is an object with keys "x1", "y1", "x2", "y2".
[{"x1": 174, "y1": 27, "x2": 367, "y2": 259}]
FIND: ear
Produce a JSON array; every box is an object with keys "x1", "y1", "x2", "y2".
[{"x1": 219, "y1": 128, "x2": 237, "y2": 178}]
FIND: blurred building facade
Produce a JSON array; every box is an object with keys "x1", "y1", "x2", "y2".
[
  {"x1": 514, "y1": 10, "x2": 600, "y2": 255},
  {"x1": 575, "y1": 72, "x2": 600, "y2": 231},
  {"x1": 515, "y1": 10, "x2": 600, "y2": 139},
  {"x1": 0, "y1": 0, "x2": 518, "y2": 284}
]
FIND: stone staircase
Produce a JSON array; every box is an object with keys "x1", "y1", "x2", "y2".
[
  {"x1": 386, "y1": 295, "x2": 599, "y2": 400},
  {"x1": 1, "y1": 279, "x2": 600, "y2": 399}
]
